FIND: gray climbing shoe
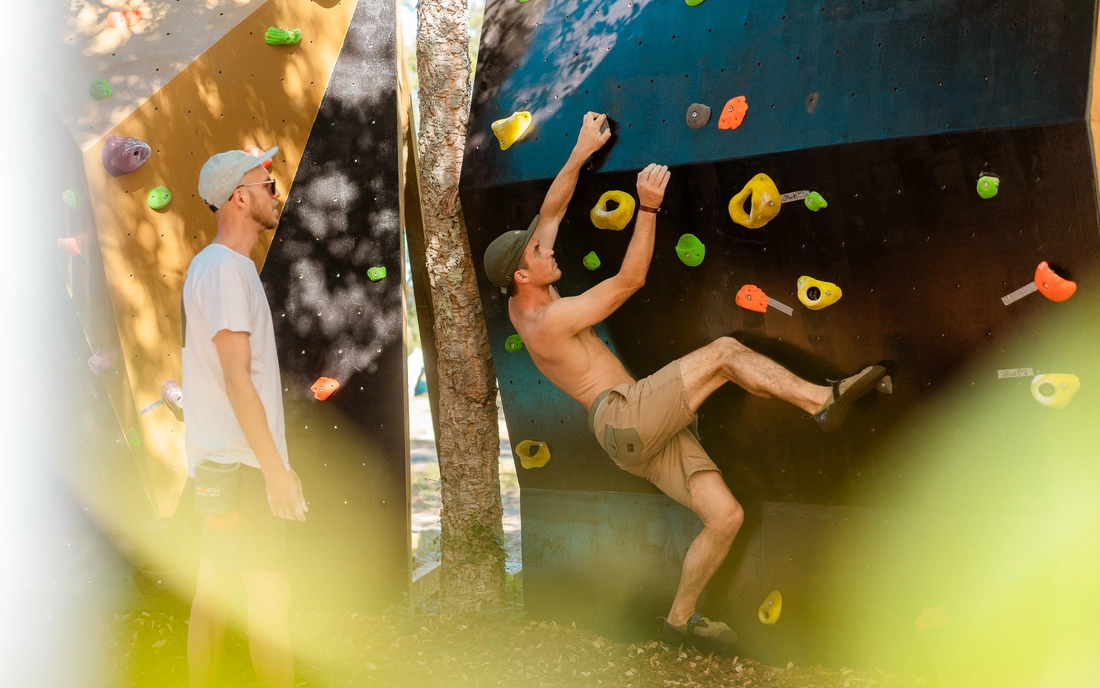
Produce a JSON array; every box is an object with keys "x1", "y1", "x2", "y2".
[
  {"x1": 814, "y1": 365, "x2": 887, "y2": 433},
  {"x1": 661, "y1": 612, "x2": 737, "y2": 650}
]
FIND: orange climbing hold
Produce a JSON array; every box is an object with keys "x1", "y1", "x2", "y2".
[
  {"x1": 244, "y1": 145, "x2": 274, "y2": 169},
  {"x1": 107, "y1": 10, "x2": 143, "y2": 28},
  {"x1": 1034, "y1": 261, "x2": 1076, "y2": 302},
  {"x1": 718, "y1": 96, "x2": 748, "y2": 130},
  {"x1": 311, "y1": 377, "x2": 340, "y2": 401},
  {"x1": 736, "y1": 284, "x2": 768, "y2": 313}
]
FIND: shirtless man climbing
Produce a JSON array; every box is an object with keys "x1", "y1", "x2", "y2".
[{"x1": 483, "y1": 112, "x2": 886, "y2": 649}]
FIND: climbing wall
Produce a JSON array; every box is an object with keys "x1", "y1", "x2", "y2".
[
  {"x1": 259, "y1": 0, "x2": 414, "y2": 612},
  {"x1": 49, "y1": 0, "x2": 413, "y2": 612},
  {"x1": 461, "y1": 0, "x2": 1100, "y2": 677}
]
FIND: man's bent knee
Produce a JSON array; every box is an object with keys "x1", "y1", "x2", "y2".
[
  {"x1": 721, "y1": 500, "x2": 745, "y2": 538},
  {"x1": 714, "y1": 336, "x2": 747, "y2": 357}
]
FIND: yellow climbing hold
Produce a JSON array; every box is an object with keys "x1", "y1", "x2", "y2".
[
  {"x1": 915, "y1": 605, "x2": 950, "y2": 632},
  {"x1": 590, "y1": 190, "x2": 636, "y2": 230},
  {"x1": 797, "y1": 276, "x2": 843, "y2": 310},
  {"x1": 758, "y1": 590, "x2": 783, "y2": 625},
  {"x1": 491, "y1": 111, "x2": 533, "y2": 150},
  {"x1": 729, "y1": 173, "x2": 781, "y2": 228},
  {"x1": 1031, "y1": 374, "x2": 1080, "y2": 409},
  {"x1": 515, "y1": 440, "x2": 551, "y2": 469}
]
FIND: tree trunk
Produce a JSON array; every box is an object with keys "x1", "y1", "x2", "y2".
[{"x1": 415, "y1": 0, "x2": 506, "y2": 610}]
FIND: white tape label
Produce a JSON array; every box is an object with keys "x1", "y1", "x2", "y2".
[
  {"x1": 780, "y1": 190, "x2": 810, "y2": 204},
  {"x1": 997, "y1": 368, "x2": 1034, "y2": 379}
]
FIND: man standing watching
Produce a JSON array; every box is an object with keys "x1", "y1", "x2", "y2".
[
  {"x1": 483, "y1": 113, "x2": 885, "y2": 650},
  {"x1": 184, "y1": 147, "x2": 306, "y2": 688}
]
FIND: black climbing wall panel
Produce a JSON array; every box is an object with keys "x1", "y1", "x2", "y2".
[
  {"x1": 261, "y1": 0, "x2": 409, "y2": 613},
  {"x1": 463, "y1": 0, "x2": 1100, "y2": 673}
]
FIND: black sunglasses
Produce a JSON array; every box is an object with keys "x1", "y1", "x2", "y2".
[{"x1": 236, "y1": 178, "x2": 278, "y2": 197}]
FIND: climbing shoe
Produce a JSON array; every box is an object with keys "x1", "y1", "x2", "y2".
[
  {"x1": 661, "y1": 613, "x2": 738, "y2": 651},
  {"x1": 814, "y1": 365, "x2": 887, "y2": 433}
]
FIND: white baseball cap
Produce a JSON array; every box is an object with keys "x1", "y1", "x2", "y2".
[{"x1": 198, "y1": 147, "x2": 279, "y2": 209}]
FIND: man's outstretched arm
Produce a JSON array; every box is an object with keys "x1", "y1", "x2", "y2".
[
  {"x1": 534, "y1": 112, "x2": 611, "y2": 250},
  {"x1": 543, "y1": 163, "x2": 670, "y2": 333}
]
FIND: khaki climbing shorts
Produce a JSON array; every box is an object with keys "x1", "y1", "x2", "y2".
[{"x1": 587, "y1": 360, "x2": 720, "y2": 508}]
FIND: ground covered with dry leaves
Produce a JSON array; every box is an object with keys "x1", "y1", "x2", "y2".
[{"x1": 101, "y1": 602, "x2": 927, "y2": 688}]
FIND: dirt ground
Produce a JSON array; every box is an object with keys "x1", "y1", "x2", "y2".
[
  {"x1": 99, "y1": 603, "x2": 927, "y2": 688},
  {"x1": 96, "y1": 394, "x2": 926, "y2": 686}
]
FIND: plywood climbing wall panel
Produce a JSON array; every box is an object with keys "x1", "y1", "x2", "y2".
[
  {"x1": 46, "y1": 0, "x2": 268, "y2": 151},
  {"x1": 82, "y1": 0, "x2": 358, "y2": 517}
]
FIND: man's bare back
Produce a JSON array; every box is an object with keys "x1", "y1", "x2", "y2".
[{"x1": 509, "y1": 286, "x2": 635, "y2": 411}]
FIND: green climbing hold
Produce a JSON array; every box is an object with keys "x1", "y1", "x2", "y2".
[
  {"x1": 676, "y1": 234, "x2": 705, "y2": 266},
  {"x1": 265, "y1": 27, "x2": 303, "y2": 46},
  {"x1": 90, "y1": 79, "x2": 113, "y2": 100},
  {"x1": 804, "y1": 191, "x2": 828, "y2": 212},
  {"x1": 686, "y1": 0, "x2": 705, "y2": 5},
  {"x1": 368, "y1": 266, "x2": 387, "y2": 282},
  {"x1": 505, "y1": 334, "x2": 524, "y2": 353},
  {"x1": 147, "y1": 186, "x2": 172, "y2": 210},
  {"x1": 61, "y1": 189, "x2": 77, "y2": 210},
  {"x1": 126, "y1": 428, "x2": 142, "y2": 447},
  {"x1": 583, "y1": 251, "x2": 601, "y2": 270},
  {"x1": 977, "y1": 175, "x2": 999, "y2": 199}
]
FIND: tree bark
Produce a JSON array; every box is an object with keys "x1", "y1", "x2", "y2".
[{"x1": 415, "y1": 0, "x2": 506, "y2": 610}]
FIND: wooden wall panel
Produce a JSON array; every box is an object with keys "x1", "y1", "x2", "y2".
[{"x1": 81, "y1": 0, "x2": 359, "y2": 516}]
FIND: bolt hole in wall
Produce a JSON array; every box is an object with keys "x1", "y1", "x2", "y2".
[{"x1": 398, "y1": 0, "x2": 521, "y2": 578}]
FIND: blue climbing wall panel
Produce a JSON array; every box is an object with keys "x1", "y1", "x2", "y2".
[{"x1": 462, "y1": 0, "x2": 1100, "y2": 677}]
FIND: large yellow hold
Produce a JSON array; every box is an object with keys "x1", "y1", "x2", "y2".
[
  {"x1": 797, "y1": 276, "x2": 843, "y2": 310},
  {"x1": 729, "y1": 173, "x2": 781, "y2": 228},
  {"x1": 491, "y1": 111, "x2": 533, "y2": 150},
  {"x1": 758, "y1": 590, "x2": 783, "y2": 624},
  {"x1": 590, "y1": 190, "x2": 636, "y2": 230},
  {"x1": 1031, "y1": 374, "x2": 1080, "y2": 409},
  {"x1": 515, "y1": 440, "x2": 551, "y2": 469}
]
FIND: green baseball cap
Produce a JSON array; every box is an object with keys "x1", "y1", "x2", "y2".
[{"x1": 484, "y1": 215, "x2": 539, "y2": 293}]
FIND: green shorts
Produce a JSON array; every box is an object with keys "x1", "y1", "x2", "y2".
[{"x1": 588, "y1": 360, "x2": 720, "y2": 508}]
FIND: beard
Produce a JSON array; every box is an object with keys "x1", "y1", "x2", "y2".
[{"x1": 250, "y1": 202, "x2": 279, "y2": 230}]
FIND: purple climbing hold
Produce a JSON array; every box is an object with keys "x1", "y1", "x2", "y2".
[{"x1": 101, "y1": 136, "x2": 151, "y2": 177}]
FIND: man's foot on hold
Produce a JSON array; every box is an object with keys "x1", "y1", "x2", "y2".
[
  {"x1": 661, "y1": 612, "x2": 737, "y2": 651},
  {"x1": 814, "y1": 365, "x2": 887, "y2": 433}
]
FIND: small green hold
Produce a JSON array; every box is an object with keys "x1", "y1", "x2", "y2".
[
  {"x1": 505, "y1": 334, "x2": 524, "y2": 353},
  {"x1": 90, "y1": 79, "x2": 113, "y2": 100},
  {"x1": 147, "y1": 186, "x2": 172, "y2": 210},
  {"x1": 61, "y1": 189, "x2": 77, "y2": 210},
  {"x1": 583, "y1": 251, "x2": 601, "y2": 270},
  {"x1": 517, "y1": 0, "x2": 531, "y2": 3},
  {"x1": 804, "y1": 191, "x2": 828, "y2": 212},
  {"x1": 977, "y1": 175, "x2": 999, "y2": 199},
  {"x1": 367, "y1": 266, "x2": 387, "y2": 282},
  {"x1": 676, "y1": 234, "x2": 705, "y2": 267},
  {"x1": 686, "y1": 0, "x2": 706, "y2": 5},
  {"x1": 126, "y1": 428, "x2": 142, "y2": 447},
  {"x1": 265, "y1": 27, "x2": 303, "y2": 45}
]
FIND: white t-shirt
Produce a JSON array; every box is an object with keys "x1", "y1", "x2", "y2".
[{"x1": 182, "y1": 243, "x2": 289, "y2": 477}]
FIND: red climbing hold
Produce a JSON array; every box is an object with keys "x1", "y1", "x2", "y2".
[
  {"x1": 311, "y1": 377, "x2": 340, "y2": 401},
  {"x1": 718, "y1": 96, "x2": 748, "y2": 130},
  {"x1": 57, "y1": 237, "x2": 80, "y2": 256},
  {"x1": 736, "y1": 284, "x2": 768, "y2": 313},
  {"x1": 1034, "y1": 262, "x2": 1076, "y2": 302},
  {"x1": 107, "y1": 10, "x2": 143, "y2": 28},
  {"x1": 244, "y1": 145, "x2": 274, "y2": 170}
]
